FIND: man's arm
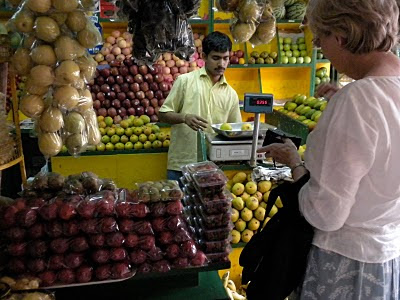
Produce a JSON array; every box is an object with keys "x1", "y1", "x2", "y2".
[{"x1": 160, "y1": 112, "x2": 208, "y2": 131}]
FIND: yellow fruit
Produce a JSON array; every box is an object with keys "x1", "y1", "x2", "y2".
[
  {"x1": 232, "y1": 172, "x2": 247, "y2": 184},
  {"x1": 231, "y1": 230, "x2": 241, "y2": 244},
  {"x1": 248, "y1": 218, "x2": 260, "y2": 231},
  {"x1": 262, "y1": 217, "x2": 271, "y2": 228},
  {"x1": 241, "y1": 229, "x2": 254, "y2": 243},
  {"x1": 257, "y1": 180, "x2": 272, "y2": 193},
  {"x1": 240, "y1": 207, "x2": 253, "y2": 222},
  {"x1": 235, "y1": 219, "x2": 246, "y2": 232},
  {"x1": 254, "y1": 206, "x2": 266, "y2": 221},
  {"x1": 241, "y1": 123, "x2": 253, "y2": 131},
  {"x1": 232, "y1": 183, "x2": 245, "y2": 196},
  {"x1": 226, "y1": 180, "x2": 233, "y2": 191},
  {"x1": 253, "y1": 191, "x2": 263, "y2": 202},
  {"x1": 275, "y1": 196, "x2": 283, "y2": 208},
  {"x1": 259, "y1": 202, "x2": 267, "y2": 209},
  {"x1": 245, "y1": 197, "x2": 259, "y2": 210},
  {"x1": 245, "y1": 181, "x2": 257, "y2": 194},
  {"x1": 263, "y1": 191, "x2": 271, "y2": 202},
  {"x1": 241, "y1": 192, "x2": 251, "y2": 202},
  {"x1": 231, "y1": 208, "x2": 239, "y2": 222},
  {"x1": 220, "y1": 123, "x2": 232, "y2": 131},
  {"x1": 268, "y1": 205, "x2": 278, "y2": 218},
  {"x1": 247, "y1": 173, "x2": 252, "y2": 182},
  {"x1": 239, "y1": 58, "x2": 245, "y2": 64},
  {"x1": 232, "y1": 197, "x2": 244, "y2": 211}
]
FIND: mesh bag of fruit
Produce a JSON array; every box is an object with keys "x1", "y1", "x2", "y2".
[{"x1": 8, "y1": 0, "x2": 102, "y2": 158}]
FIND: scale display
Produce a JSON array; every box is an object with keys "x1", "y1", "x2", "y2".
[{"x1": 244, "y1": 93, "x2": 274, "y2": 113}]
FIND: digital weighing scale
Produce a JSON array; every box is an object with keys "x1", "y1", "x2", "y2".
[{"x1": 206, "y1": 93, "x2": 274, "y2": 165}]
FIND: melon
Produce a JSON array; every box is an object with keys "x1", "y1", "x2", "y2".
[
  {"x1": 65, "y1": 133, "x2": 87, "y2": 156},
  {"x1": 30, "y1": 65, "x2": 54, "y2": 87},
  {"x1": 55, "y1": 60, "x2": 80, "y2": 85},
  {"x1": 38, "y1": 132, "x2": 62, "y2": 157},
  {"x1": 26, "y1": 77, "x2": 49, "y2": 95},
  {"x1": 34, "y1": 17, "x2": 60, "y2": 43},
  {"x1": 64, "y1": 112, "x2": 85, "y2": 134},
  {"x1": 20, "y1": 94, "x2": 45, "y2": 118},
  {"x1": 27, "y1": 0, "x2": 52, "y2": 13},
  {"x1": 52, "y1": 0, "x2": 79, "y2": 12},
  {"x1": 77, "y1": 27, "x2": 101, "y2": 48},
  {"x1": 231, "y1": 22, "x2": 257, "y2": 43},
  {"x1": 272, "y1": 6, "x2": 286, "y2": 20},
  {"x1": 31, "y1": 45, "x2": 57, "y2": 66},
  {"x1": 11, "y1": 48, "x2": 32, "y2": 76},
  {"x1": 54, "y1": 86, "x2": 79, "y2": 110},
  {"x1": 66, "y1": 11, "x2": 87, "y2": 32},
  {"x1": 39, "y1": 107, "x2": 63, "y2": 133},
  {"x1": 238, "y1": 0, "x2": 262, "y2": 23},
  {"x1": 286, "y1": 2, "x2": 307, "y2": 20},
  {"x1": 284, "y1": 0, "x2": 298, "y2": 6},
  {"x1": 54, "y1": 36, "x2": 86, "y2": 61}
]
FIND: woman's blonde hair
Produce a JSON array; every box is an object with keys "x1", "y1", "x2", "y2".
[{"x1": 306, "y1": 0, "x2": 399, "y2": 54}]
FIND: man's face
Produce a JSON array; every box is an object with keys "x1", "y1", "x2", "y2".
[{"x1": 203, "y1": 50, "x2": 230, "y2": 77}]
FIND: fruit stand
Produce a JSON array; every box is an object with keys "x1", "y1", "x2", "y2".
[{"x1": 0, "y1": 0, "x2": 333, "y2": 299}]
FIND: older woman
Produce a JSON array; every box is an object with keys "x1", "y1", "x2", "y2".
[{"x1": 258, "y1": 0, "x2": 400, "y2": 298}]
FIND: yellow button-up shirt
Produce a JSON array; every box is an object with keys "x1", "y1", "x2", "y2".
[{"x1": 159, "y1": 67, "x2": 241, "y2": 171}]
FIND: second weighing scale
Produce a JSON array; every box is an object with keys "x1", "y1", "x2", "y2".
[{"x1": 206, "y1": 93, "x2": 275, "y2": 165}]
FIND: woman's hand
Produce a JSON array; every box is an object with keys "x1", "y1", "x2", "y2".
[
  {"x1": 257, "y1": 138, "x2": 302, "y2": 169},
  {"x1": 316, "y1": 83, "x2": 340, "y2": 100}
]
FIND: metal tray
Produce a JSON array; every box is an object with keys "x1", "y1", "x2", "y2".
[{"x1": 211, "y1": 122, "x2": 276, "y2": 139}]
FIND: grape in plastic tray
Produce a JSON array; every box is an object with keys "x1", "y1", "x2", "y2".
[
  {"x1": 205, "y1": 249, "x2": 231, "y2": 263},
  {"x1": 199, "y1": 222, "x2": 233, "y2": 241},
  {"x1": 197, "y1": 189, "x2": 232, "y2": 215},
  {"x1": 200, "y1": 238, "x2": 231, "y2": 254},
  {"x1": 192, "y1": 170, "x2": 228, "y2": 196},
  {"x1": 186, "y1": 161, "x2": 219, "y2": 174},
  {"x1": 197, "y1": 207, "x2": 231, "y2": 229}
]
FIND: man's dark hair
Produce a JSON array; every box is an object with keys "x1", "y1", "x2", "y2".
[{"x1": 202, "y1": 31, "x2": 232, "y2": 56}]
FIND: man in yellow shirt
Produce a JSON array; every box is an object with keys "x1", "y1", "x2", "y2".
[{"x1": 159, "y1": 31, "x2": 241, "y2": 181}]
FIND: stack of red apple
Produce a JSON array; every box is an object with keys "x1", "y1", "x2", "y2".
[
  {"x1": 89, "y1": 57, "x2": 171, "y2": 124},
  {"x1": 94, "y1": 30, "x2": 133, "y2": 66},
  {"x1": 229, "y1": 49, "x2": 245, "y2": 65},
  {"x1": 126, "y1": 180, "x2": 208, "y2": 273},
  {"x1": 181, "y1": 162, "x2": 232, "y2": 263}
]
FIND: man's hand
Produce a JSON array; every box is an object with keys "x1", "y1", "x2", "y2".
[
  {"x1": 316, "y1": 83, "x2": 340, "y2": 100},
  {"x1": 184, "y1": 114, "x2": 208, "y2": 131}
]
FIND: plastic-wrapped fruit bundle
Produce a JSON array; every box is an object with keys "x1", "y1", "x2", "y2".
[
  {"x1": 9, "y1": 0, "x2": 102, "y2": 158},
  {"x1": 134, "y1": 180, "x2": 183, "y2": 203}
]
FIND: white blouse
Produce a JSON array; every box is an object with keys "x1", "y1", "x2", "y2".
[{"x1": 299, "y1": 76, "x2": 400, "y2": 263}]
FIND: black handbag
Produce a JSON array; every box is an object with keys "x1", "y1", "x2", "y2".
[{"x1": 239, "y1": 174, "x2": 313, "y2": 300}]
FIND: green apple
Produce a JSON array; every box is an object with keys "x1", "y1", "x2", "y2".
[
  {"x1": 104, "y1": 116, "x2": 113, "y2": 127},
  {"x1": 99, "y1": 127, "x2": 106, "y2": 136},
  {"x1": 279, "y1": 37, "x2": 283, "y2": 44},
  {"x1": 152, "y1": 140, "x2": 162, "y2": 148},
  {"x1": 151, "y1": 125, "x2": 160, "y2": 133},
  {"x1": 125, "y1": 127, "x2": 133, "y2": 137},
  {"x1": 283, "y1": 37, "x2": 292, "y2": 44},
  {"x1": 120, "y1": 120, "x2": 130, "y2": 129},
  {"x1": 315, "y1": 77, "x2": 321, "y2": 85},
  {"x1": 280, "y1": 51, "x2": 285, "y2": 57},
  {"x1": 101, "y1": 135, "x2": 110, "y2": 144},
  {"x1": 300, "y1": 50, "x2": 307, "y2": 57},
  {"x1": 265, "y1": 57, "x2": 274, "y2": 64},
  {"x1": 148, "y1": 133, "x2": 157, "y2": 142},
  {"x1": 110, "y1": 135, "x2": 120, "y2": 144},
  {"x1": 163, "y1": 140, "x2": 170, "y2": 148},
  {"x1": 260, "y1": 51, "x2": 269, "y2": 59},
  {"x1": 299, "y1": 43, "x2": 307, "y2": 50},
  {"x1": 317, "y1": 53, "x2": 324, "y2": 59},
  {"x1": 124, "y1": 142, "x2": 134, "y2": 150},
  {"x1": 98, "y1": 121, "x2": 106, "y2": 129},
  {"x1": 133, "y1": 127, "x2": 143, "y2": 135},
  {"x1": 269, "y1": 52, "x2": 278, "y2": 59},
  {"x1": 139, "y1": 134, "x2": 147, "y2": 143},
  {"x1": 97, "y1": 116, "x2": 105, "y2": 123},
  {"x1": 285, "y1": 50, "x2": 293, "y2": 57},
  {"x1": 297, "y1": 37, "x2": 305, "y2": 44},
  {"x1": 96, "y1": 142, "x2": 106, "y2": 151},
  {"x1": 281, "y1": 56, "x2": 289, "y2": 64},
  {"x1": 143, "y1": 141, "x2": 152, "y2": 149},
  {"x1": 248, "y1": 57, "x2": 256, "y2": 64},
  {"x1": 283, "y1": 44, "x2": 291, "y2": 51},
  {"x1": 297, "y1": 56, "x2": 304, "y2": 64},
  {"x1": 133, "y1": 118, "x2": 144, "y2": 127},
  {"x1": 143, "y1": 126, "x2": 152, "y2": 136},
  {"x1": 134, "y1": 142, "x2": 143, "y2": 150},
  {"x1": 116, "y1": 127, "x2": 125, "y2": 136},
  {"x1": 107, "y1": 128, "x2": 116, "y2": 137},
  {"x1": 105, "y1": 142, "x2": 114, "y2": 151},
  {"x1": 292, "y1": 50, "x2": 300, "y2": 57},
  {"x1": 304, "y1": 56, "x2": 312, "y2": 64},
  {"x1": 288, "y1": 57, "x2": 297, "y2": 64},
  {"x1": 115, "y1": 142, "x2": 125, "y2": 150},
  {"x1": 120, "y1": 135, "x2": 129, "y2": 144},
  {"x1": 291, "y1": 44, "x2": 298, "y2": 51},
  {"x1": 158, "y1": 132, "x2": 167, "y2": 142},
  {"x1": 130, "y1": 134, "x2": 139, "y2": 143},
  {"x1": 140, "y1": 115, "x2": 151, "y2": 124}
]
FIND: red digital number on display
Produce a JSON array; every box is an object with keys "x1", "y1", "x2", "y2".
[{"x1": 253, "y1": 99, "x2": 269, "y2": 105}]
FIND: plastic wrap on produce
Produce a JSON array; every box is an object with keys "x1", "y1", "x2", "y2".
[
  {"x1": 251, "y1": 166, "x2": 292, "y2": 182},
  {"x1": 249, "y1": 2, "x2": 276, "y2": 46},
  {"x1": 118, "y1": 0, "x2": 196, "y2": 65},
  {"x1": 216, "y1": 0, "x2": 240, "y2": 12}
]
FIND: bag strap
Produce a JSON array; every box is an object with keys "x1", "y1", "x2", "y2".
[{"x1": 258, "y1": 173, "x2": 310, "y2": 234}]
